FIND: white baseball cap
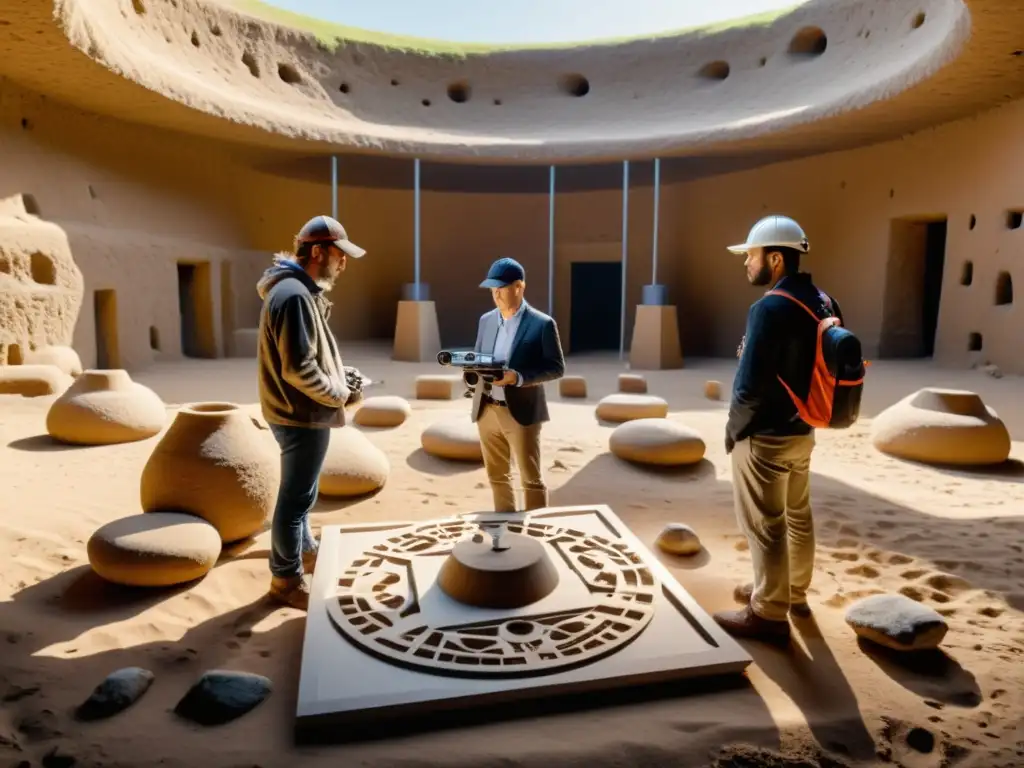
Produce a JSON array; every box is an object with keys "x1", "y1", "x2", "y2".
[{"x1": 727, "y1": 215, "x2": 810, "y2": 254}]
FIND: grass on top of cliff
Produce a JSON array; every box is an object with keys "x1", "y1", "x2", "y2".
[{"x1": 223, "y1": 0, "x2": 804, "y2": 55}]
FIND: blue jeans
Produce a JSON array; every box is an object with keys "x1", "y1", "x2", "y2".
[{"x1": 268, "y1": 423, "x2": 331, "y2": 578}]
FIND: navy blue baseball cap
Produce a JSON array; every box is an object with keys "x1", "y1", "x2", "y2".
[{"x1": 480, "y1": 258, "x2": 525, "y2": 288}]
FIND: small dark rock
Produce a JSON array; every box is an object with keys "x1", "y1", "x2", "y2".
[
  {"x1": 75, "y1": 667, "x2": 154, "y2": 722},
  {"x1": 174, "y1": 670, "x2": 272, "y2": 726},
  {"x1": 42, "y1": 746, "x2": 76, "y2": 768},
  {"x1": 3, "y1": 684, "x2": 40, "y2": 703}
]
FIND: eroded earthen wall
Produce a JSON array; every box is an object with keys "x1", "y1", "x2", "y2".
[{"x1": 671, "y1": 96, "x2": 1024, "y2": 374}]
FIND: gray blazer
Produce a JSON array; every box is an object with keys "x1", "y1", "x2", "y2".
[{"x1": 466, "y1": 302, "x2": 566, "y2": 427}]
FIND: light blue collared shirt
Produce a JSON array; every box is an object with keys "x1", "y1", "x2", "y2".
[{"x1": 489, "y1": 301, "x2": 527, "y2": 402}]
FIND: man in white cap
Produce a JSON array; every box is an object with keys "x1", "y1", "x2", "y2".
[{"x1": 713, "y1": 215, "x2": 844, "y2": 643}]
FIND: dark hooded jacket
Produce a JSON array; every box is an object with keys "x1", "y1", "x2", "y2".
[
  {"x1": 256, "y1": 255, "x2": 350, "y2": 428},
  {"x1": 725, "y1": 272, "x2": 844, "y2": 452}
]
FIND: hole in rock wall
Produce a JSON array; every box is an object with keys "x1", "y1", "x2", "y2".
[
  {"x1": 969, "y1": 214, "x2": 976, "y2": 230},
  {"x1": 390, "y1": 79, "x2": 400, "y2": 86},
  {"x1": 0, "y1": 256, "x2": 11, "y2": 274},
  {"x1": 995, "y1": 272, "x2": 1013, "y2": 305},
  {"x1": 968, "y1": 332, "x2": 983, "y2": 352},
  {"x1": 191, "y1": 31, "x2": 200, "y2": 47},
  {"x1": 278, "y1": 63, "x2": 302, "y2": 84},
  {"x1": 879, "y1": 217, "x2": 947, "y2": 358},
  {"x1": 421, "y1": 99, "x2": 431, "y2": 107},
  {"x1": 29, "y1": 252, "x2": 56, "y2": 285},
  {"x1": 6, "y1": 343, "x2": 23, "y2": 365},
  {"x1": 132, "y1": 0, "x2": 145, "y2": 15},
  {"x1": 758, "y1": 56, "x2": 768, "y2": 67},
  {"x1": 698, "y1": 60, "x2": 730, "y2": 80},
  {"x1": 1006, "y1": 210, "x2": 1022, "y2": 229},
  {"x1": 20, "y1": 117, "x2": 31, "y2": 130},
  {"x1": 960, "y1": 261, "x2": 973, "y2": 286},
  {"x1": 21, "y1": 194, "x2": 40, "y2": 215},
  {"x1": 149, "y1": 326, "x2": 160, "y2": 351},
  {"x1": 559, "y1": 73, "x2": 590, "y2": 97},
  {"x1": 447, "y1": 81, "x2": 471, "y2": 103},
  {"x1": 210, "y1": 22, "x2": 222, "y2": 36},
  {"x1": 87, "y1": 184, "x2": 98, "y2": 200},
  {"x1": 789, "y1": 26, "x2": 827, "y2": 57},
  {"x1": 242, "y1": 51, "x2": 260, "y2": 78},
  {"x1": 493, "y1": 98, "x2": 502, "y2": 105},
  {"x1": 912, "y1": 12, "x2": 926, "y2": 29},
  {"x1": 339, "y1": 82, "x2": 350, "y2": 94}
]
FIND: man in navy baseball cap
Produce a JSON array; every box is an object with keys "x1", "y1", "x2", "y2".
[
  {"x1": 463, "y1": 256, "x2": 565, "y2": 514},
  {"x1": 479, "y1": 257, "x2": 525, "y2": 289}
]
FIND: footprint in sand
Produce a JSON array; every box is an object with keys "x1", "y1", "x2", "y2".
[
  {"x1": 888, "y1": 553, "x2": 914, "y2": 565},
  {"x1": 901, "y1": 569, "x2": 930, "y2": 580},
  {"x1": 831, "y1": 551, "x2": 859, "y2": 562},
  {"x1": 846, "y1": 564, "x2": 880, "y2": 578},
  {"x1": 925, "y1": 573, "x2": 972, "y2": 595}
]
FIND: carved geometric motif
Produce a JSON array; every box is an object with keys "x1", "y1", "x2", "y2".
[{"x1": 326, "y1": 518, "x2": 656, "y2": 678}]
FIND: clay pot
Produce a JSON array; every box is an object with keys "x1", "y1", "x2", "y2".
[
  {"x1": 46, "y1": 369, "x2": 166, "y2": 445},
  {"x1": 140, "y1": 402, "x2": 280, "y2": 543}
]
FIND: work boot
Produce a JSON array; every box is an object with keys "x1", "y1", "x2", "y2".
[
  {"x1": 303, "y1": 548, "x2": 318, "y2": 574},
  {"x1": 269, "y1": 574, "x2": 312, "y2": 611},
  {"x1": 713, "y1": 605, "x2": 791, "y2": 644},
  {"x1": 734, "y1": 582, "x2": 812, "y2": 618}
]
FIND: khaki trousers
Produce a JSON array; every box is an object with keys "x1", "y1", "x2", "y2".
[
  {"x1": 477, "y1": 403, "x2": 547, "y2": 512},
  {"x1": 731, "y1": 433, "x2": 816, "y2": 621}
]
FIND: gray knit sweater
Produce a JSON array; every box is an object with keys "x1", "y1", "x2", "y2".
[{"x1": 256, "y1": 256, "x2": 350, "y2": 428}]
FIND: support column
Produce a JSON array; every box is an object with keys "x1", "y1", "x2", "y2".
[
  {"x1": 331, "y1": 155, "x2": 338, "y2": 220},
  {"x1": 619, "y1": 160, "x2": 629, "y2": 362},
  {"x1": 548, "y1": 165, "x2": 555, "y2": 316},
  {"x1": 393, "y1": 157, "x2": 441, "y2": 362},
  {"x1": 630, "y1": 157, "x2": 683, "y2": 370}
]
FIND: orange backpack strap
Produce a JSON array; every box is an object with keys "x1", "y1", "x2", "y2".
[{"x1": 764, "y1": 289, "x2": 821, "y2": 322}]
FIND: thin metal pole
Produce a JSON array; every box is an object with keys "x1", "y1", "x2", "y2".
[
  {"x1": 331, "y1": 156, "x2": 338, "y2": 220},
  {"x1": 620, "y1": 160, "x2": 629, "y2": 361},
  {"x1": 652, "y1": 157, "x2": 660, "y2": 285},
  {"x1": 414, "y1": 158, "x2": 421, "y2": 289},
  {"x1": 548, "y1": 165, "x2": 555, "y2": 316}
]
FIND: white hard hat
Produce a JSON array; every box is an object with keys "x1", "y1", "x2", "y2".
[{"x1": 727, "y1": 215, "x2": 809, "y2": 254}]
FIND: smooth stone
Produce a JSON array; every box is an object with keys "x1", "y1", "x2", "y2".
[
  {"x1": 87, "y1": 512, "x2": 222, "y2": 587},
  {"x1": 609, "y1": 418, "x2": 706, "y2": 466},
  {"x1": 655, "y1": 523, "x2": 702, "y2": 556},
  {"x1": 0, "y1": 364, "x2": 73, "y2": 397},
  {"x1": 421, "y1": 416, "x2": 482, "y2": 461},
  {"x1": 23, "y1": 345, "x2": 83, "y2": 377},
  {"x1": 618, "y1": 373, "x2": 648, "y2": 394},
  {"x1": 704, "y1": 380, "x2": 722, "y2": 400},
  {"x1": 415, "y1": 374, "x2": 463, "y2": 400},
  {"x1": 595, "y1": 394, "x2": 669, "y2": 423},
  {"x1": 559, "y1": 375, "x2": 587, "y2": 398},
  {"x1": 319, "y1": 426, "x2": 389, "y2": 497},
  {"x1": 353, "y1": 395, "x2": 411, "y2": 427},
  {"x1": 174, "y1": 670, "x2": 272, "y2": 726},
  {"x1": 845, "y1": 593, "x2": 949, "y2": 651},
  {"x1": 75, "y1": 667, "x2": 154, "y2": 721},
  {"x1": 46, "y1": 369, "x2": 166, "y2": 445}
]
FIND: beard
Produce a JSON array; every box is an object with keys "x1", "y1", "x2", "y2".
[{"x1": 748, "y1": 263, "x2": 774, "y2": 286}]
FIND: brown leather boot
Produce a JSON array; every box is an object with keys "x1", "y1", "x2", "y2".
[
  {"x1": 713, "y1": 605, "x2": 791, "y2": 643},
  {"x1": 303, "y1": 549, "x2": 318, "y2": 574},
  {"x1": 269, "y1": 575, "x2": 312, "y2": 611},
  {"x1": 733, "y1": 582, "x2": 812, "y2": 618}
]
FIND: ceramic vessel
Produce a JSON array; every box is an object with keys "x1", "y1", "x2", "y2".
[
  {"x1": 140, "y1": 402, "x2": 280, "y2": 542},
  {"x1": 46, "y1": 369, "x2": 166, "y2": 445}
]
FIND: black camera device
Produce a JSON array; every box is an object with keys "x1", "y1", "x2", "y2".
[{"x1": 437, "y1": 350, "x2": 505, "y2": 390}]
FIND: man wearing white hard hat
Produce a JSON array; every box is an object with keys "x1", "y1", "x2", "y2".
[{"x1": 713, "y1": 215, "x2": 845, "y2": 644}]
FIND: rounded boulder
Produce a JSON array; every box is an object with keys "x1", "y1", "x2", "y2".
[
  {"x1": 87, "y1": 512, "x2": 221, "y2": 587},
  {"x1": 23, "y1": 345, "x2": 83, "y2": 377},
  {"x1": 610, "y1": 418, "x2": 705, "y2": 466},
  {"x1": 421, "y1": 416, "x2": 482, "y2": 462},
  {"x1": 871, "y1": 387, "x2": 1011, "y2": 466},
  {"x1": 0, "y1": 364, "x2": 73, "y2": 397},
  {"x1": 353, "y1": 395, "x2": 411, "y2": 428},
  {"x1": 618, "y1": 373, "x2": 648, "y2": 394},
  {"x1": 596, "y1": 394, "x2": 669, "y2": 424},
  {"x1": 319, "y1": 427, "x2": 390, "y2": 497},
  {"x1": 46, "y1": 369, "x2": 166, "y2": 445},
  {"x1": 655, "y1": 523, "x2": 702, "y2": 556}
]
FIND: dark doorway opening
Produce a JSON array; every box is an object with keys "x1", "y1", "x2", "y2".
[
  {"x1": 570, "y1": 261, "x2": 622, "y2": 353},
  {"x1": 177, "y1": 262, "x2": 216, "y2": 358},
  {"x1": 94, "y1": 289, "x2": 120, "y2": 368},
  {"x1": 879, "y1": 217, "x2": 947, "y2": 357}
]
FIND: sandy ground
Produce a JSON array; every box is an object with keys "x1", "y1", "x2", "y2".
[{"x1": 1, "y1": 345, "x2": 1022, "y2": 768}]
